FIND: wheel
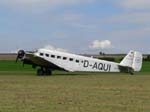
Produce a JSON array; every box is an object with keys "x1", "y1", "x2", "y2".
[
  {"x1": 37, "y1": 69, "x2": 44, "y2": 76},
  {"x1": 130, "y1": 70, "x2": 134, "y2": 75},
  {"x1": 45, "y1": 69, "x2": 52, "y2": 76},
  {"x1": 129, "y1": 68, "x2": 134, "y2": 75}
]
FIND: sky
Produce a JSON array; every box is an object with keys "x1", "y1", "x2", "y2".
[{"x1": 0, "y1": 0, "x2": 149, "y2": 54}]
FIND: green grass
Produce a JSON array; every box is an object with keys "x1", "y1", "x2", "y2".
[
  {"x1": 0, "y1": 60, "x2": 33, "y2": 71},
  {"x1": 0, "y1": 72, "x2": 150, "y2": 112},
  {"x1": 0, "y1": 61, "x2": 149, "y2": 112},
  {"x1": 0, "y1": 60, "x2": 149, "y2": 72},
  {"x1": 141, "y1": 61, "x2": 150, "y2": 72}
]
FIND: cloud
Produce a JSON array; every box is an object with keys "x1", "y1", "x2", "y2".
[
  {"x1": 89, "y1": 40, "x2": 113, "y2": 49},
  {"x1": 43, "y1": 45, "x2": 68, "y2": 52},
  {"x1": 119, "y1": 0, "x2": 150, "y2": 10}
]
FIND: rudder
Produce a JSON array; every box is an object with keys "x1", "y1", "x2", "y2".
[
  {"x1": 120, "y1": 51, "x2": 143, "y2": 72},
  {"x1": 132, "y1": 51, "x2": 143, "y2": 72}
]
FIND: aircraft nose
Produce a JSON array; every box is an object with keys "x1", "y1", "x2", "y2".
[{"x1": 16, "y1": 50, "x2": 25, "y2": 62}]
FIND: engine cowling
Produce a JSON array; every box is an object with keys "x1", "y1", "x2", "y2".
[{"x1": 16, "y1": 50, "x2": 25, "y2": 62}]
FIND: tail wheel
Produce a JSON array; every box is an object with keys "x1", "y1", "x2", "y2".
[
  {"x1": 130, "y1": 69, "x2": 134, "y2": 75},
  {"x1": 129, "y1": 68, "x2": 134, "y2": 75}
]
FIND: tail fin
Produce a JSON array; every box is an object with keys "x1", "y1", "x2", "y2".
[
  {"x1": 132, "y1": 51, "x2": 143, "y2": 72},
  {"x1": 120, "y1": 51, "x2": 143, "y2": 72}
]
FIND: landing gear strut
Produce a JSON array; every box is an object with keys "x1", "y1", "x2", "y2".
[{"x1": 37, "y1": 68, "x2": 52, "y2": 76}]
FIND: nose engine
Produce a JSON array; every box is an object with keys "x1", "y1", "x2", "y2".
[{"x1": 16, "y1": 50, "x2": 25, "y2": 62}]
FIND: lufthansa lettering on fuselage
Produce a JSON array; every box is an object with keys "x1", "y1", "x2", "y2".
[{"x1": 83, "y1": 60, "x2": 111, "y2": 72}]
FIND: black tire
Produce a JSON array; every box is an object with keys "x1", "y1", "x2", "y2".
[
  {"x1": 129, "y1": 68, "x2": 134, "y2": 75},
  {"x1": 130, "y1": 71, "x2": 134, "y2": 75},
  {"x1": 37, "y1": 69, "x2": 44, "y2": 76},
  {"x1": 45, "y1": 69, "x2": 52, "y2": 76}
]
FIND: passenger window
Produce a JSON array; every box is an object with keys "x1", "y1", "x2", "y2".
[
  {"x1": 57, "y1": 56, "x2": 61, "y2": 59},
  {"x1": 76, "y1": 60, "x2": 79, "y2": 63},
  {"x1": 69, "y1": 58, "x2": 74, "y2": 61},
  {"x1": 46, "y1": 54, "x2": 49, "y2": 57},
  {"x1": 63, "y1": 57, "x2": 67, "y2": 60},
  {"x1": 40, "y1": 53, "x2": 44, "y2": 56},
  {"x1": 51, "y1": 55, "x2": 55, "y2": 58}
]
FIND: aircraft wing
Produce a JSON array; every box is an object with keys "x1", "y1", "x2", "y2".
[{"x1": 24, "y1": 52, "x2": 70, "y2": 71}]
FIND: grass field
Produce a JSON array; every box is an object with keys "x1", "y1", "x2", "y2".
[
  {"x1": 0, "y1": 60, "x2": 149, "y2": 72},
  {"x1": 0, "y1": 61, "x2": 150, "y2": 112}
]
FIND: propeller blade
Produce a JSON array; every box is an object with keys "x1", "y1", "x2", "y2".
[
  {"x1": 16, "y1": 54, "x2": 19, "y2": 63},
  {"x1": 23, "y1": 61, "x2": 25, "y2": 67}
]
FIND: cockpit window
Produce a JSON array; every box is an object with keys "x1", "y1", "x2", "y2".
[{"x1": 35, "y1": 50, "x2": 38, "y2": 53}]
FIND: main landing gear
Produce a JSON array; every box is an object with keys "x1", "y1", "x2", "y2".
[{"x1": 37, "y1": 68, "x2": 52, "y2": 76}]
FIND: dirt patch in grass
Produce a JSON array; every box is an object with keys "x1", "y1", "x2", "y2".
[{"x1": 0, "y1": 54, "x2": 17, "y2": 60}]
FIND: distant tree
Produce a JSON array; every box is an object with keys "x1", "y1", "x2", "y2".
[
  {"x1": 147, "y1": 55, "x2": 150, "y2": 61},
  {"x1": 143, "y1": 55, "x2": 150, "y2": 61},
  {"x1": 98, "y1": 57, "x2": 115, "y2": 62},
  {"x1": 99, "y1": 52, "x2": 105, "y2": 55},
  {"x1": 99, "y1": 51, "x2": 103, "y2": 55}
]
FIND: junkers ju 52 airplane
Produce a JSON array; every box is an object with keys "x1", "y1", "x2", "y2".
[{"x1": 16, "y1": 48, "x2": 143, "y2": 75}]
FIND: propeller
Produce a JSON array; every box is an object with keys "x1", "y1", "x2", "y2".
[{"x1": 16, "y1": 50, "x2": 25, "y2": 63}]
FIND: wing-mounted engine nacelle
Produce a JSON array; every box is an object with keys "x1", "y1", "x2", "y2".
[{"x1": 16, "y1": 50, "x2": 25, "y2": 62}]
